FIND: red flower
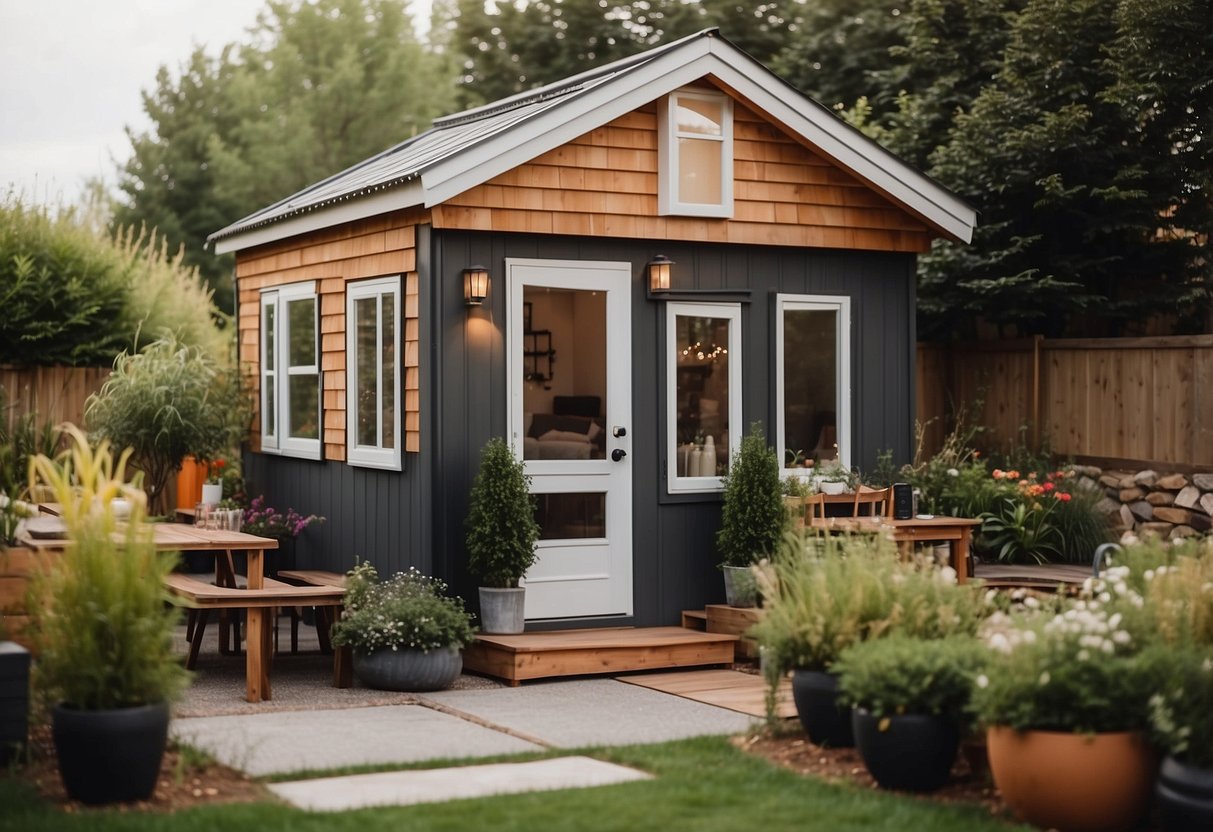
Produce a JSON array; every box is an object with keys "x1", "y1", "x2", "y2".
[
  {"x1": 1054, "y1": 492, "x2": 1072, "y2": 502},
  {"x1": 1043, "y1": 482, "x2": 1056, "y2": 492}
]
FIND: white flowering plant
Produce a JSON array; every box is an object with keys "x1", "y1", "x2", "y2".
[
  {"x1": 972, "y1": 564, "x2": 1162, "y2": 734},
  {"x1": 331, "y1": 562, "x2": 476, "y2": 655}
]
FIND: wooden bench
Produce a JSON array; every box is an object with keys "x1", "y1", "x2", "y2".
[
  {"x1": 163, "y1": 574, "x2": 345, "y2": 672},
  {"x1": 274, "y1": 569, "x2": 352, "y2": 688}
]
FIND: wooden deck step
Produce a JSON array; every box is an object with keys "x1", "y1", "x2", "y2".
[
  {"x1": 974, "y1": 563, "x2": 1093, "y2": 590},
  {"x1": 705, "y1": 604, "x2": 763, "y2": 659},
  {"x1": 463, "y1": 626, "x2": 738, "y2": 686},
  {"x1": 680, "y1": 609, "x2": 707, "y2": 631},
  {"x1": 618, "y1": 669, "x2": 795, "y2": 719}
]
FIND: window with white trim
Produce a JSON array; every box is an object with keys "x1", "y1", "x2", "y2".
[
  {"x1": 346, "y1": 277, "x2": 401, "y2": 470},
  {"x1": 657, "y1": 89, "x2": 733, "y2": 217},
  {"x1": 260, "y1": 282, "x2": 321, "y2": 460},
  {"x1": 775, "y1": 295, "x2": 851, "y2": 476},
  {"x1": 667, "y1": 302, "x2": 742, "y2": 493}
]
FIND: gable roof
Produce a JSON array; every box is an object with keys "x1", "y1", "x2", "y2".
[{"x1": 209, "y1": 29, "x2": 976, "y2": 254}]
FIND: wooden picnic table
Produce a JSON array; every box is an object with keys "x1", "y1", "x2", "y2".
[
  {"x1": 19, "y1": 522, "x2": 319, "y2": 703},
  {"x1": 807, "y1": 515, "x2": 982, "y2": 584}
]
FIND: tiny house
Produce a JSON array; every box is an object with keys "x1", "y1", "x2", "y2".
[{"x1": 208, "y1": 30, "x2": 976, "y2": 628}]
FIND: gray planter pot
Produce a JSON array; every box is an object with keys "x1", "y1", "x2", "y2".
[
  {"x1": 353, "y1": 646, "x2": 463, "y2": 692},
  {"x1": 479, "y1": 586, "x2": 526, "y2": 634},
  {"x1": 722, "y1": 565, "x2": 757, "y2": 607}
]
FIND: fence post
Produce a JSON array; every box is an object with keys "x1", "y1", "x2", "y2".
[{"x1": 1031, "y1": 335, "x2": 1043, "y2": 452}]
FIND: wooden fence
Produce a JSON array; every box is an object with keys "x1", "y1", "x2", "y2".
[
  {"x1": 917, "y1": 336, "x2": 1213, "y2": 470},
  {"x1": 1, "y1": 365, "x2": 110, "y2": 432}
]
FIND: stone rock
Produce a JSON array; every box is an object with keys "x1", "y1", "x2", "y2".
[
  {"x1": 1140, "y1": 522, "x2": 1175, "y2": 538},
  {"x1": 1157, "y1": 474, "x2": 1189, "y2": 491},
  {"x1": 1129, "y1": 501, "x2": 1154, "y2": 521},
  {"x1": 1175, "y1": 486, "x2": 1202, "y2": 510},
  {"x1": 1096, "y1": 497, "x2": 1124, "y2": 517},
  {"x1": 1190, "y1": 512, "x2": 1212, "y2": 533},
  {"x1": 1119, "y1": 487, "x2": 1146, "y2": 503},
  {"x1": 1071, "y1": 465, "x2": 1102, "y2": 478},
  {"x1": 1193, "y1": 473, "x2": 1213, "y2": 491},
  {"x1": 1077, "y1": 476, "x2": 1101, "y2": 493},
  {"x1": 1119, "y1": 475, "x2": 1140, "y2": 489},
  {"x1": 1169, "y1": 526, "x2": 1198, "y2": 541},
  {"x1": 1153, "y1": 506, "x2": 1194, "y2": 525},
  {"x1": 1134, "y1": 470, "x2": 1159, "y2": 487},
  {"x1": 1201, "y1": 493, "x2": 1213, "y2": 517},
  {"x1": 1100, "y1": 474, "x2": 1124, "y2": 489},
  {"x1": 1146, "y1": 491, "x2": 1176, "y2": 507},
  {"x1": 1118, "y1": 504, "x2": 1137, "y2": 531}
]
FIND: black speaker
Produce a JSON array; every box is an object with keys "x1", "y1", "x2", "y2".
[{"x1": 892, "y1": 482, "x2": 913, "y2": 519}]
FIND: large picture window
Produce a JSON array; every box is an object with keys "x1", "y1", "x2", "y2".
[
  {"x1": 346, "y1": 277, "x2": 401, "y2": 470},
  {"x1": 260, "y1": 281, "x2": 321, "y2": 460},
  {"x1": 667, "y1": 302, "x2": 742, "y2": 493},
  {"x1": 776, "y1": 295, "x2": 851, "y2": 475},
  {"x1": 658, "y1": 89, "x2": 733, "y2": 218}
]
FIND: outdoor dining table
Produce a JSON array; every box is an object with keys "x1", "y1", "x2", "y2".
[
  {"x1": 807, "y1": 515, "x2": 982, "y2": 584},
  {"x1": 20, "y1": 520, "x2": 284, "y2": 702}
]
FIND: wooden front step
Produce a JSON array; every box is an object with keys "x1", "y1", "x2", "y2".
[
  {"x1": 463, "y1": 626, "x2": 738, "y2": 686},
  {"x1": 705, "y1": 604, "x2": 763, "y2": 659}
]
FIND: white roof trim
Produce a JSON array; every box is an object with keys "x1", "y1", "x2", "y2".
[
  {"x1": 214, "y1": 179, "x2": 424, "y2": 254},
  {"x1": 213, "y1": 31, "x2": 975, "y2": 254}
]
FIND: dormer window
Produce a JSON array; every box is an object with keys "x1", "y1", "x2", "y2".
[{"x1": 658, "y1": 89, "x2": 733, "y2": 218}]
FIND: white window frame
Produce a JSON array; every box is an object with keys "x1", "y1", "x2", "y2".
[
  {"x1": 345, "y1": 276, "x2": 402, "y2": 470},
  {"x1": 260, "y1": 281, "x2": 321, "y2": 460},
  {"x1": 775, "y1": 294, "x2": 852, "y2": 477},
  {"x1": 666, "y1": 301, "x2": 743, "y2": 494},
  {"x1": 657, "y1": 88, "x2": 734, "y2": 218}
]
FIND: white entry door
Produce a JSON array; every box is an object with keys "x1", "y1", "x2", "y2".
[{"x1": 506, "y1": 258, "x2": 632, "y2": 620}]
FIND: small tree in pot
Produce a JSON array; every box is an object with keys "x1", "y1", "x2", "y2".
[
  {"x1": 716, "y1": 422, "x2": 785, "y2": 607},
  {"x1": 28, "y1": 425, "x2": 188, "y2": 804},
  {"x1": 465, "y1": 437, "x2": 540, "y2": 634}
]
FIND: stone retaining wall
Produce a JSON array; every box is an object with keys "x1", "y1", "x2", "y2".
[{"x1": 1071, "y1": 466, "x2": 1213, "y2": 541}]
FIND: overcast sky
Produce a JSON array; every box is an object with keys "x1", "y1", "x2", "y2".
[{"x1": 0, "y1": 0, "x2": 432, "y2": 207}]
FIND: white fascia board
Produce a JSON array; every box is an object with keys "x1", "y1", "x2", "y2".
[
  {"x1": 212, "y1": 179, "x2": 425, "y2": 254},
  {"x1": 422, "y1": 40, "x2": 975, "y2": 243}
]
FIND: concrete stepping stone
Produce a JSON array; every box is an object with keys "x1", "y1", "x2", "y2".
[{"x1": 267, "y1": 756, "x2": 652, "y2": 811}]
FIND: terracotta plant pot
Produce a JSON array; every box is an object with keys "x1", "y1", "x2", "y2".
[{"x1": 986, "y1": 726, "x2": 1158, "y2": 832}]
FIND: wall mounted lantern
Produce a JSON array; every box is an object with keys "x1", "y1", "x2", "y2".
[
  {"x1": 463, "y1": 266, "x2": 489, "y2": 306},
  {"x1": 646, "y1": 255, "x2": 674, "y2": 294}
]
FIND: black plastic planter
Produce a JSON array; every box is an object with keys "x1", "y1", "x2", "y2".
[
  {"x1": 791, "y1": 669, "x2": 854, "y2": 748},
  {"x1": 852, "y1": 709, "x2": 960, "y2": 792},
  {"x1": 52, "y1": 701, "x2": 169, "y2": 804},
  {"x1": 1157, "y1": 754, "x2": 1213, "y2": 832}
]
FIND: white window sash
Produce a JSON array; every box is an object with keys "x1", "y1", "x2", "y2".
[
  {"x1": 346, "y1": 276, "x2": 402, "y2": 470},
  {"x1": 261, "y1": 281, "x2": 321, "y2": 460},
  {"x1": 666, "y1": 301, "x2": 743, "y2": 494},
  {"x1": 774, "y1": 294, "x2": 851, "y2": 476},
  {"x1": 658, "y1": 89, "x2": 734, "y2": 218},
  {"x1": 259, "y1": 292, "x2": 279, "y2": 451}
]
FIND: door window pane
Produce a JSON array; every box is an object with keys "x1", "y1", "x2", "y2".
[
  {"x1": 520, "y1": 286, "x2": 607, "y2": 461},
  {"x1": 535, "y1": 492, "x2": 606, "y2": 540}
]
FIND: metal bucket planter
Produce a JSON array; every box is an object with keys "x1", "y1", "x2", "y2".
[
  {"x1": 721, "y1": 566, "x2": 757, "y2": 608},
  {"x1": 791, "y1": 669, "x2": 854, "y2": 748},
  {"x1": 52, "y1": 701, "x2": 169, "y2": 804},
  {"x1": 852, "y1": 709, "x2": 960, "y2": 792},
  {"x1": 479, "y1": 587, "x2": 526, "y2": 634},
  {"x1": 353, "y1": 645, "x2": 463, "y2": 692}
]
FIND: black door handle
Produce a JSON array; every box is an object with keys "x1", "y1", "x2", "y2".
[{"x1": 611, "y1": 448, "x2": 627, "y2": 462}]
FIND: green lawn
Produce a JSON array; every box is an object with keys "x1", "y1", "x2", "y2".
[{"x1": 0, "y1": 736, "x2": 1028, "y2": 832}]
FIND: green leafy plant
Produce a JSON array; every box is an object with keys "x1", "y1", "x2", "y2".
[
  {"x1": 980, "y1": 497, "x2": 1065, "y2": 564},
  {"x1": 716, "y1": 422, "x2": 785, "y2": 568},
  {"x1": 331, "y1": 562, "x2": 476, "y2": 655},
  {"x1": 27, "y1": 425, "x2": 188, "y2": 709},
  {"x1": 1148, "y1": 646, "x2": 1213, "y2": 769},
  {"x1": 836, "y1": 635, "x2": 985, "y2": 724},
  {"x1": 0, "y1": 390, "x2": 61, "y2": 545},
  {"x1": 465, "y1": 437, "x2": 540, "y2": 588},
  {"x1": 85, "y1": 335, "x2": 248, "y2": 514}
]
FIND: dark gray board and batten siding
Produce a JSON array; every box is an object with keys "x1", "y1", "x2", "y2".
[{"x1": 244, "y1": 227, "x2": 916, "y2": 627}]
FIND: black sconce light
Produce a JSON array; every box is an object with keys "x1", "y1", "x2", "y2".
[
  {"x1": 463, "y1": 266, "x2": 489, "y2": 306},
  {"x1": 646, "y1": 254, "x2": 674, "y2": 294}
]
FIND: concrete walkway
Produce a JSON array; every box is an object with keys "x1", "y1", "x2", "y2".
[{"x1": 170, "y1": 676, "x2": 759, "y2": 811}]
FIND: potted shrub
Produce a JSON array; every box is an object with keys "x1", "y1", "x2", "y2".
[
  {"x1": 27, "y1": 425, "x2": 188, "y2": 804},
  {"x1": 812, "y1": 459, "x2": 854, "y2": 495},
  {"x1": 973, "y1": 560, "x2": 1161, "y2": 832},
  {"x1": 85, "y1": 335, "x2": 248, "y2": 515},
  {"x1": 753, "y1": 534, "x2": 982, "y2": 748},
  {"x1": 331, "y1": 562, "x2": 476, "y2": 691},
  {"x1": 835, "y1": 635, "x2": 984, "y2": 792},
  {"x1": 716, "y1": 422, "x2": 785, "y2": 607},
  {"x1": 465, "y1": 437, "x2": 540, "y2": 634}
]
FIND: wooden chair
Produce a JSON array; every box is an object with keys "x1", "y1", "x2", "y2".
[
  {"x1": 850, "y1": 486, "x2": 892, "y2": 518},
  {"x1": 804, "y1": 492, "x2": 827, "y2": 524}
]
